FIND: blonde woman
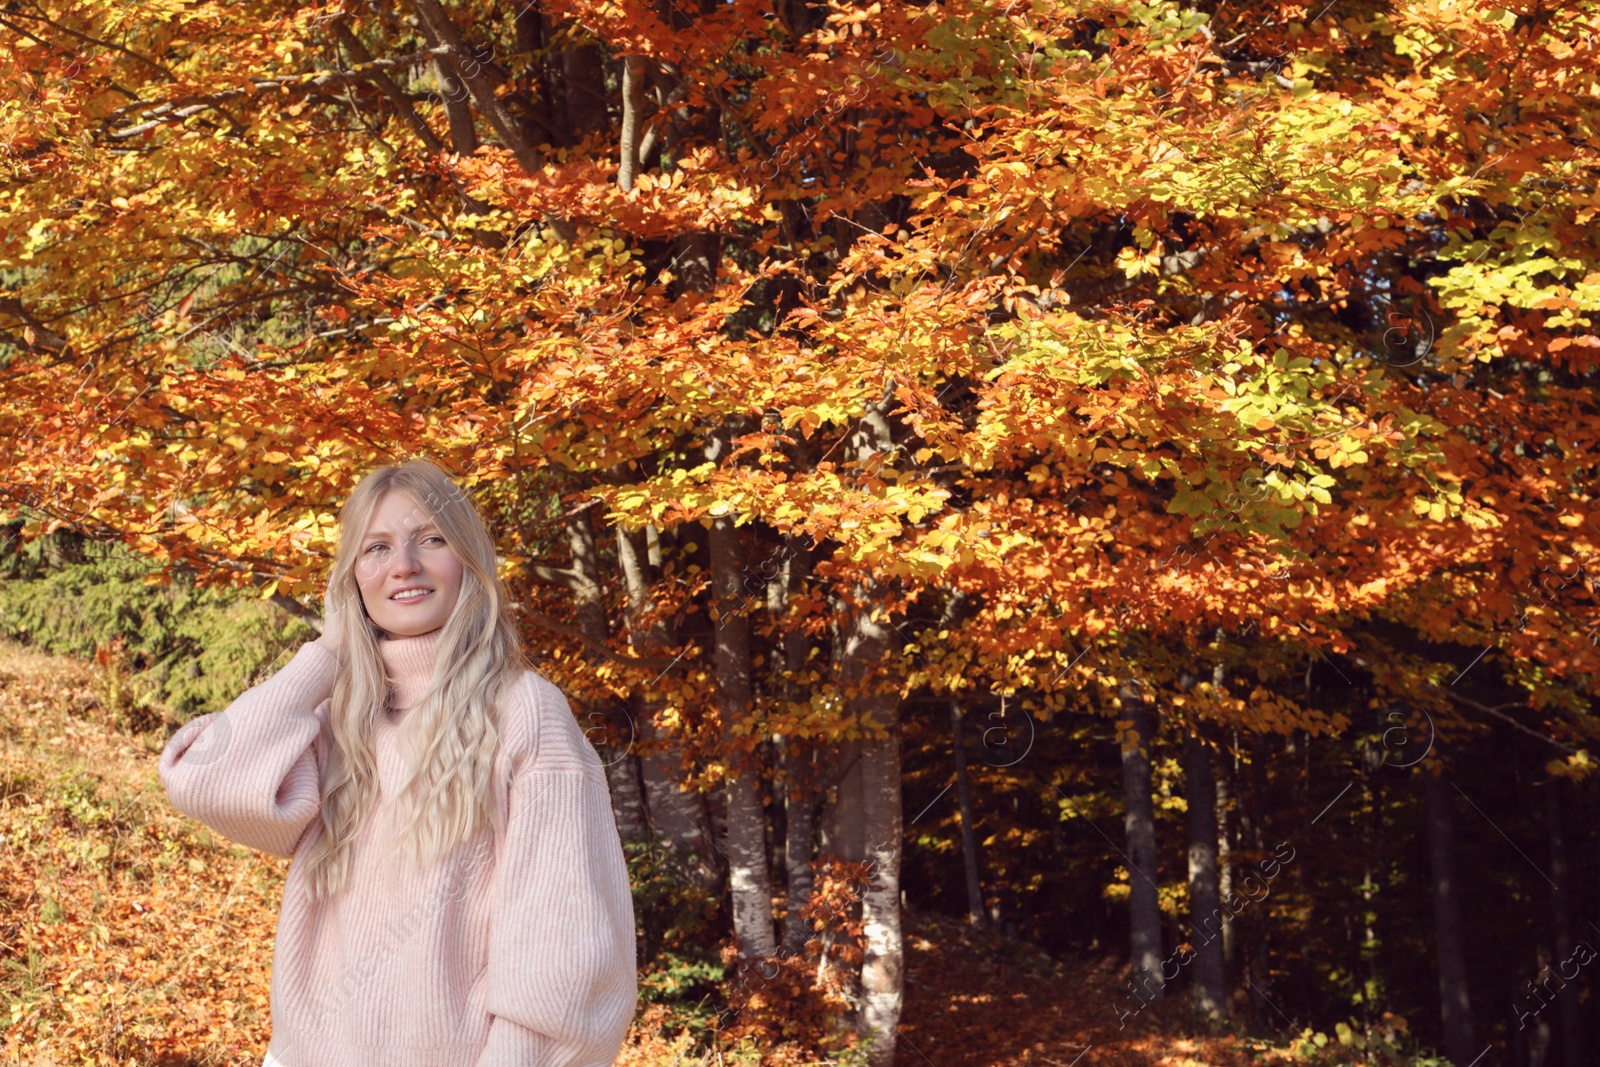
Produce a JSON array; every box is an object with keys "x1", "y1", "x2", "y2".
[{"x1": 160, "y1": 458, "x2": 637, "y2": 1067}]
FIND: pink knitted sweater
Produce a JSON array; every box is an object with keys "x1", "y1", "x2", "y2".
[{"x1": 158, "y1": 628, "x2": 638, "y2": 1067}]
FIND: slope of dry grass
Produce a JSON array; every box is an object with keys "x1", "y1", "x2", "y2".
[{"x1": 1, "y1": 638, "x2": 282, "y2": 1065}]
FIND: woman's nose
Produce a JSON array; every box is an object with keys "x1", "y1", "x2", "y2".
[{"x1": 390, "y1": 544, "x2": 421, "y2": 574}]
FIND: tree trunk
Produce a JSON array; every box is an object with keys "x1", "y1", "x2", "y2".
[
  {"x1": 405, "y1": 10, "x2": 478, "y2": 156},
  {"x1": 562, "y1": 41, "x2": 609, "y2": 140},
  {"x1": 0, "y1": 517, "x2": 22, "y2": 578},
  {"x1": 603, "y1": 724, "x2": 650, "y2": 845},
  {"x1": 1184, "y1": 724, "x2": 1226, "y2": 1019},
  {"x1": 780, "y1": 737, "x2": 820, "y2": 952},
  {"x1": 406, "y1": 0, "x2": 576, "y2": 242},
  {"x1": 667, "y1": 231, "x2": 721, "y2": 300},
  {"x1": 778, "y1": 0, "x2": 824, "y2": 37},
  {"x1": 1119, "y1": 679, "x2": 1165, "y2": 1001},
  {"x1": 42, "y1": 527, "x2": 86, "y2": 568},
  {"x1": 842, "y1": 583, "x2": 904, "y2": 1067},
  {"x1": 706, "y1": 420, "x2": 777, "y2": 960},
  {"x1": 814, "y1": 731, "x2": 864, "y2": 1008},
  {"x1": 1423, "y1": 761, "x2": 1476, "y2": 1066},
  {"x1": 328, "y1": 19, "x2": 446, "y2": 156},
  {"x1": 567, "y1": 500, "x2": 648, "y2": 844},
  {"x1": 632, "y1": 702, "x2": 720, "y2": 886},
  {"x1": 1545, "y1": 780, "x2": 1581, "y2": 1067},
  {"x1": 819, "y1": 736, "x2": 867, "y2": 860},
  {"x1": 433, "y1": 55, "x2": 477, "y2": 155},
  {"x1": 1216, "y1": 734, "x2": 1236, "y2": 978},
  {"x1": 1527, "y1": 947, "x2": 1555, "y2": 1067},
  {"x1": 772, "y1": 532, "x2": 821, "y2": 952},
  {"x1": 818, "y1": 579, "x2": 865, "y2": 867},
  {"x1": 617, "y1": 521, "x2": 719, "y2": 888},
  {"x1": 951, "y1": 701, "x2": 985, "y2": 927},
  {"x1": 516, "y1": 5, "x2": 562, "y2": 149},
  {"x1": 618, "y1": 54, "x2": 648, "y2": 191},
  {"x1": 840, "y1": 388, "x2": 906, "y2": 1067}
]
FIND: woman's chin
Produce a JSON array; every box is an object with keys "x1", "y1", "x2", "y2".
[{"x1": 378, "y1": 618, "x2": 445, "y2": 638}]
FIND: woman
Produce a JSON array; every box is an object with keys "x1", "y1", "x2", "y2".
[{"x1": 159, "y1": 458, "x2": 638, "y2": 1067}]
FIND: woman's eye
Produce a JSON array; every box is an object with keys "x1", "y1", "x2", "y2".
[{"x1": 367, "y1": 537, "x2": 442, "y2": 552}]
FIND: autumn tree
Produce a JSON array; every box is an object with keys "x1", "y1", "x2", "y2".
[{"x1": 4, "y1": 1, "x2": 1598, "y2": 1064}]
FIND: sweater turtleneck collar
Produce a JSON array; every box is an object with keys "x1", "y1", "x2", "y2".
[{"x1": 378, "y1": 627, "x2": 444, "y2": 714}]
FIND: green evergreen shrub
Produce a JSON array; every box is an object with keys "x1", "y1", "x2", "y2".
[{"x1": 0, "y1": 535, "x2": 315, "y2": 722}]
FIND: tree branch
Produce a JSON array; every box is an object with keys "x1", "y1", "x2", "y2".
[
  {"x1": 405, "y1": 0, "x2": 576, "y2": 244},
  {"x1": 406, "y1": 0, "x2": 542, "y2": 173},
  {"x1": 0, "y1": 11, "x2": 178, "y2": 81},
  {"x1": 328, "y1": 18, "x2": 446, "y2": 155},
  {"x1": 101, "y1": 51, "x2": 450, "y2": 139},
  {"x1": 1442, "y1": 690, "x2": 1581, "y2": 754}
]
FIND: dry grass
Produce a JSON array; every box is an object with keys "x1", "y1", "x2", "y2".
[{"x1": 1, "y1": 637, "x2": 282, "y2": 1065}]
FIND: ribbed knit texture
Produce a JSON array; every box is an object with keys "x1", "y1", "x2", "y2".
[{"x1": 158, "y1": 630, "x2": 638, "y2": 1067}]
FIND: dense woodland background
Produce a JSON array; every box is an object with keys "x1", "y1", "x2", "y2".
[{"x1": 3, "y1": 1, "x2": 1598, "y2": 1065}]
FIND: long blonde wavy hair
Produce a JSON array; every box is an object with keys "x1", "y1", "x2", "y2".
[{"x1": 298, "y1": 458, "x2": 530, "y2": 902}]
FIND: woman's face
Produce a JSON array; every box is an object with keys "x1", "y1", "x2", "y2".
[{"x1": 354, "y1": 490, "x2": 464, "y2": 639}]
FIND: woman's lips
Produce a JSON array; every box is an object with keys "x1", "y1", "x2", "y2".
[{"x1": 390, "y1": 589, "x2": 434, "y2": 603}]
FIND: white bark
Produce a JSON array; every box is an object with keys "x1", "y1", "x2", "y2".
[
  {"x1": 840, "y1": 389, "x2": 906, "y2": 1067},
  {"x1": 704, "y1": 426, "x2": 777, "y2": 959}
]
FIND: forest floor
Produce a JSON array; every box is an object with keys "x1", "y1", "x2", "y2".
[
  {"x1": 0, "y1": 638, "x2": 1322, "y2": 1067},
  {"x1": 896, "y1": 911, "x2": 1302, "y2": 1067}
]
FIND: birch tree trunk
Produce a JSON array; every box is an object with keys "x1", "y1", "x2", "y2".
[
  {"x1": 1183, "y1": 723, "x2": 1226, "y2": 1018},
  {"x1": 1216, "y1": 734, "x2": 1236, "y2": 975},
  {"x1": 841, "y1": 586, "x2": 904, "y2": 1067},
  {"x1": 706, "y1": 419, "x2": 777, "y2": 960},
  {"x1": 840, "y1": 386, "x2": 907, "y2": 1067}
]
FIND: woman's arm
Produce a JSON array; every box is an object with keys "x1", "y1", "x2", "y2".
[
  {"x1": 157, "y1": 641, "x2": 338, "y2": 859},
  {"x1": 474, "y1": 680, "x2": 638, "y2": 1067}
]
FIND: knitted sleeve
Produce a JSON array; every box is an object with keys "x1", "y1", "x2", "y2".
[
  {"x1": 158, "y1": 641, "x2": 337, "y2": 860},
  {"x1": 474, "y1": 677, "x2": 638, "y2": 1067}
]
